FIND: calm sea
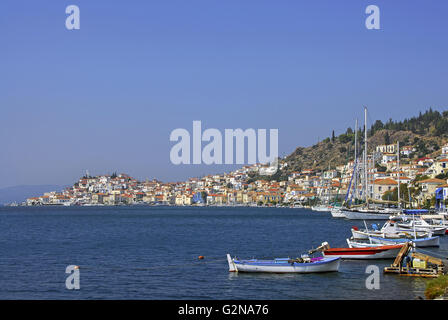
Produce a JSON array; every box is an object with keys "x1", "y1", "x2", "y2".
[{"x1": 0, "y1": 206, "x2": 446, "y2": 300}]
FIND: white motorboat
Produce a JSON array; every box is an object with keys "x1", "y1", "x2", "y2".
[
  {"x1": 351, "y1": 220, "x2": 430, "y2": 240},
  {"x1": 343, "y1": 208, "x2": 393, "y2": 220},
  {"x1": 311, "y1": 205, "x2": 331, "y2": 212},
  {"x1": 330, "y1": 207, "x2": 346, "y2": 218},
  {"x1": 397, "y1": 219, "x2": 446, "y2": 236}
]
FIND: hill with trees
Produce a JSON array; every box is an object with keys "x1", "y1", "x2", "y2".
[{"x1": 257, "y1": 108, "x2": 448, "y2": 181}]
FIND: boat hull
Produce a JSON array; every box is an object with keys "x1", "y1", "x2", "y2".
[
  {"x1": 368, "y1": 236, "x2": 440, "y2": 247},
  {"x1": 343, "y1": 210, "x2": 391, "y2": 220},
  {"x1": 227, "y1": 254, "x2": 340, "y2": 273},
  {"x1": 397, "y1": 224, "x2": 446, "y2": 236},
  {"x1": 322, "y1": 245, "x2": 403, "y2": 259},
  {"x1": 346, "y1": 238, "x2": 398, "y2": 248},
  {"x1": 331, "y1": 209, "x2": 346, "y2": 218},
  {"x1": 311, "y1": 206, "x2": 331, "y2": 212},
  {"x1": 351, "y1": 229, "x2": 429, "y2": 240}
]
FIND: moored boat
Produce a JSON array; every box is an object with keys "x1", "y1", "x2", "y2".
[
  {"x1": 351, "y1": 220, "x2": 431, "y2": 240},
  {"x1": 343, "y1": 208, "x2": 392, "y2": 220},
  {"x1": 330, "y1": 208, "x2": 346, "y2": 218},
  {"x1": 321, "y1": 244, "x2": 404, "y2": 260},
  {"x1": 226, "y1": 254, "x2": 340, "y2": 273},
  {"x1": 311, "y1": 205, "x2": 331, "y2": 212},
  {"x1": 346, "y1": 237, "x2": 393, "y2": 248},
  {"x1": 397, "y1": 218, "x2": 447, "y2": 236},
  {"x1": 368, "y1": 235, "x2": 440, "y2": 247}
]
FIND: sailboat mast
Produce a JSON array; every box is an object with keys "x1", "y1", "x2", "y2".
[
  {"x1": 354, "y1": 119, "x2": 358, "y2": 199},
  {"x1": 364, "y1": 106, "x2": 368, "y2": 203},
  {"x1": 397, "y1": 141, "x2": 400, "y2": 208}
]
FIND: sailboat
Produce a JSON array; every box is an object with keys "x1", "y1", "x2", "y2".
[
  {"x1": 331, "y1": 119, "x2": 360, "y2": 219},
  {"x1": 312, "y1": 168, "x2": 333, "y2": 212},
  {"x1": 343, "y1": 107, "x2": 401, "y2": 220}
]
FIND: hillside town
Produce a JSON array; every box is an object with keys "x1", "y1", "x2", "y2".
[{"x1": 23, "y1": 142, "x2": 448, "y2": 210}]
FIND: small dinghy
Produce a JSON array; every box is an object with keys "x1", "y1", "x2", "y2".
[{"x1": 226, "y1": 253, "x2": 340, "y2": 273}]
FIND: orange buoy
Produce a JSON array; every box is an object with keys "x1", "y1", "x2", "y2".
[{"x1": 198, "y1": 256, "x2": 205, "y2": 260}]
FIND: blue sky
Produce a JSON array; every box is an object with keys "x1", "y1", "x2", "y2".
[{"x1": 1, "y1": 0, "x2": 447, "y2": 188}]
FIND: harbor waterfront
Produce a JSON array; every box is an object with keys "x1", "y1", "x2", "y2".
[{"x1": 1, "y1": 205, "x2": 447, "y2": 300}]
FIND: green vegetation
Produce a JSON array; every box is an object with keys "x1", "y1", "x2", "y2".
[
  {"x1": 381, "y1": 183, "x2": 409, "y2": 202},
  {"x1": 247, "y1": 169, "x2": 288, "y2": 183},
  {"x1": 414, "y1": 175, "x2": 430, "y2": 182},
  {"x1": 282, "y1": 108, "x2": 447, "y2": 179},
  {"x1": 368, "y1": 108, "x2": 448, "y2": 138},
  {"x1": 425, "y1": 275, "x2": 448, "y2": 300}
]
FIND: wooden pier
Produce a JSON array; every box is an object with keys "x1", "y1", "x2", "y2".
[{"x1": 384, "y1": 242, "x2": 446, "y2": 278}]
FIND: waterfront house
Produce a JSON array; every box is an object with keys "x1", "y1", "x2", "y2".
[
  {"x1": 381, "y1": 153, "x2": 397, "y2": 165},
  {"x1": 416, "y1": 178, "x2": 446, "y2": 201},
  {"x1": 442, "y1": 144, "x2": 448, "y2": 157},
  {"x1": 400, "y1": 146, "x2": 416, "y2": 157},
  {"x1": 376, "y1": 144, "x2": 397, "y2": 154},
  {"x1": 417, "y1": 157, "x2": 434, "y2": 167},
  {"x1": 426, "y1": 159, "x2": 448, "y2": 177},
  {"x1": 372, "y1": 178, "x2": 398, "y2": 200}
]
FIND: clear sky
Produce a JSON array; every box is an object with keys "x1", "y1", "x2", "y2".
[{"x1": 1, "y1": 0, "x2": 447, "y2": 188}]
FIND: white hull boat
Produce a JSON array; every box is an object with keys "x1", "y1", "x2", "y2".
[
  {"x1": 351, "y1": 228, "x2": 429, "y2": 240},
  {"x1": 350, "y1": 220, "x2": 429, "y2": 240},
  {"x1": 311, "y1": 205, "x2": 331, "y2": 212},
  {"x1": 331, "y1": 208, "x2": 346, "y2": 218},
  {"x1": 343, "y1": 209, "x2": 391, "y2": 220},
  {"x1": 397, "y1": 220, "x2": 446, "y2": 236},
  {"x1": 398, "y1": 225, "x2": 446, "y2": 236},
  {"x1": 368, "y1": 236, "x2": 440, "y2": 247},
  {"x1": 226, "y1": 254, "x2": 340, "y2": 273},
  {"x1": 346, "y1": 238, "x2": 398, "y2": 248}
]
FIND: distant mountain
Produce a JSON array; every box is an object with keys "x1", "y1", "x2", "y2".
[{"x1": 0, "y1": 185, "x2": 64, "y2": 205}]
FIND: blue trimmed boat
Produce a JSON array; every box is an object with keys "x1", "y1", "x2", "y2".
[{"x1": 226, "y1": 254, "x2": 340, "y2": 273}]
